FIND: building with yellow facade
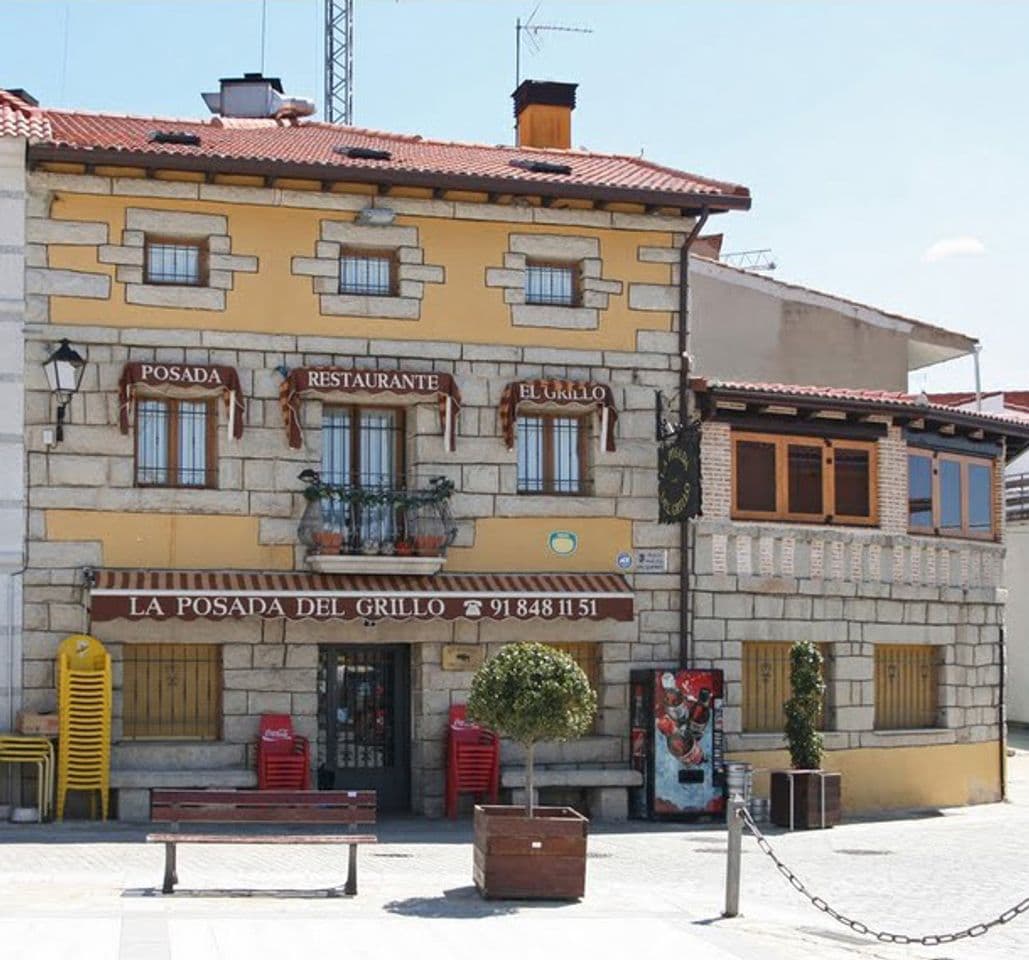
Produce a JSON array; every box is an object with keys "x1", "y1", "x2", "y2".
[{"x1": 1, "y1": 76, "x2": 1026, "y2": 820}]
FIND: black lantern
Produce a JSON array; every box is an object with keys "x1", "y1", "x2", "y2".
[{"x1": 42, "y1": 338, "x2": 87, "y2": 442}]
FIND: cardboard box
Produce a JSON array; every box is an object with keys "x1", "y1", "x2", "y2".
[{"x1": 15, "y1": 711, "x2": 59, "y2": 736}]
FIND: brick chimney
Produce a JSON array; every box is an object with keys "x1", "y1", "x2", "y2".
[{"x1": 513, "y1": 80, "x2": 577, "y2": 150}]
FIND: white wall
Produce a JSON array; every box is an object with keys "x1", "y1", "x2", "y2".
[
  {"x1": 1007, "y1": 524, "x2": 1029, "y2": 725},
  {"x1": 0, "y1": 136, "x2": 27, "y2": 731}
]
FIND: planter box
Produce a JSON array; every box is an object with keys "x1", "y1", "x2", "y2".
[
  {"x1": 770, "y1": 770, "x2": 842, "y2": 830},
  {"x1": 473, "y1": 804, "x2": 588, "y2": 900}
]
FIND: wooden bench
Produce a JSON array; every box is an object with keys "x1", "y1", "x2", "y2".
[{"x1": 147, "y1": 789, "x2": 377, "y2": 896}]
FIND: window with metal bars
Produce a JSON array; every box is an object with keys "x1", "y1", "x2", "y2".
[
  {"x1": 135, "y1": 397, "x2": 216, "y2": 488},
  {"x1": 121, "y1": 644, "x2": 222, "y2": 740},
  {"x1": 321, "y1": 406, "x2": 406, "y2": 543},
  {"x1": 144, "y1": 236, "x2": 207, "y2": 286},
  {"x1": 546, "y1": 641, "x2": 600, "y2": 731},
  {"x1": 517, "y1": 414, "x2": 586, "y2": 494},
  {"x1": 339, "y1": 249, "x2": 396, "y2": 296},
  {"x1": 741, "y1": 641, "x2": 832, "y2": 733},
  {"x1": 525, "y1": 260, "x2": 579, "y2": 306},
  {"x1": 874, "y1": 645, "x2": 939, "y2": 729}
]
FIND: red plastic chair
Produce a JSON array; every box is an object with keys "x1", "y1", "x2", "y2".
[
  {"x1": 446, "y1": 705, "x2": 499, "y2": 818},
  {"x1": 256, "y1": 714, "x2": 310, "y2": 790}
]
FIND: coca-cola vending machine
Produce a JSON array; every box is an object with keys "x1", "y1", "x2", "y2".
[{"x1": 629, "y1": 669, "x2": 725, "y2": 819}]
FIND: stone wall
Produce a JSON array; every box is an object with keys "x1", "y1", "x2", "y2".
[{"x1": 0, "y1": 136, "x2": 27, "y2": 731}]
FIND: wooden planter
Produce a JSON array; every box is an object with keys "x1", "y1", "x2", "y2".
[
  {"x1": 473, "y1": 804, "x2": 588, "y2": 900},
  {"x1": 770, "y1": 770, "x2": 842, "y2": 829}
]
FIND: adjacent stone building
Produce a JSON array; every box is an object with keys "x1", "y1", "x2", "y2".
[{"x1": 2, "y1": 76, "x2": 1026, "y2": 820}]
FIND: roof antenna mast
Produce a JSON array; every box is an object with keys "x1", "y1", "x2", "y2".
[
  {"x1": 515, "y1": 5, "x2": 593, "y2": 89},
  {"x1": 325, "y1": 0, "x2": 354, "y2": 124}
]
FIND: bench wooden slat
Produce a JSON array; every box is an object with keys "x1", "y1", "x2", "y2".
[
  {"x1": 151, "y1": 789, "x2": 375, "y2": 806},
  {"x1": 146, "y1": 833, "x2": 378, "y2": 845},
  {"x1": 151, "y1": 806, "x2": 375, "y2": 824}
]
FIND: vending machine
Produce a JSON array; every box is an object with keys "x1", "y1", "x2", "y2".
[{"x1": 629, "y1": 668, "x2": 726, "y2": 819}]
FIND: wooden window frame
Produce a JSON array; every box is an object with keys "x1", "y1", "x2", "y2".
[
  {"x1": 524, "y1": 258, "x2": 581, "y2": 307},
  {"x1": 133, "y1": 396, "x2": 218, "y2": 489},
  {"x1": 907, "y1": 448, "x2": 996, "y2": 541},
  {"x1": 143, "y1": 234, "x2": 209, "y2": 287},
  {"x1": 731, "y1": 430, "x2": 879, "y2": 526},
  {"x1": 121, "y1": 643, "x2": 223, "y2": 741},
  {"x1": 322, "y1": 404, "x2": 407, "y2": 488},
  {"x1": 516, "y1": 412, "x2": 588, "y2": 496},
  {"x1": 742, "y1": 641, "x2": 832, "y2": 734},
  {"x1": 874, "y1": 644, "x2": 939, "y2": 730},
  {"x1": 338, "y1": 247, "x2": 398, "y2": 297}
]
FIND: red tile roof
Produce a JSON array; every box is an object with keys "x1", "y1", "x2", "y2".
[
  {"x1": 928, "y1": 390, "x2": 1029, "y2": 421},
  {"x1": 2, "y1": 92, "x2": 750, "y2": 211},
  {"x1": 692, "y1": 378, "x2": 1029, "y2": 434},
  {"x1": 0, "y1": 90, "x2": 51, "y2": 140}
]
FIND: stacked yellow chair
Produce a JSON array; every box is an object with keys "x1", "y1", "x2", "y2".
[
  {"x1": 0, "y1": 735, "x2": 54, "y2": 821},
  {"x1": 56, "y1": 634, "x2": 112, "y2": 821}
]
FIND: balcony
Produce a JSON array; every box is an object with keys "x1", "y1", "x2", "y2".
[
  {"x1": 1007, "y1": 473, "x2": 1029, "y2": 523},
  {"x1": 297, "y1": 472, "x2": 456, "y2": 575}
]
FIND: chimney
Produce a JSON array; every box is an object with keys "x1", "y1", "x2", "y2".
[
  {"x1": 513, "y1": 80, "x2": 577, "y2": 150},
  {"x1": 201, "y1": 73, "x2": 315, "y2": 120}
]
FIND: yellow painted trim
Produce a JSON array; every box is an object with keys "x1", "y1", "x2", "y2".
[
  {"x1": 445, "y1": 517, "x2": 632, "y2": 573},
  {"x1": 728, "y1": 740, "x2": 1001, "y2": 812},
  {"x1": 45, "y1": 193, "x2": 674, "y2": 349},
  {"x1": 46, "y1": 510, "x2": 294, "y2": 571}
]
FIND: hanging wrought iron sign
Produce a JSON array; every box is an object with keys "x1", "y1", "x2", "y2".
[{"x1": 658, "y1": 422, "x2": 701, "y2": 523}]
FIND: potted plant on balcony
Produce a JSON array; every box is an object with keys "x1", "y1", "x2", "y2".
[
  {"x1": 467, "y1": 642, "x2": 597, "y2": 900},
  {"x1": 769, "y1": 640, "x2": 841, "y2": 829},
  {"x1": 297, "y1": 470, "x2": 344, "y2": 555},
  {"x1": 412, "y1": 476, "x2": 456, "y2": 557}
]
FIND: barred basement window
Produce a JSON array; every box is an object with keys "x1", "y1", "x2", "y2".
[
  {"x1": 874, "y1": 645, "x2": 938, "y2": 729},
  {"x1": 339, "y1": 249, "x2": 396, "y2": 296},
  {"x1": 742, "y1": 641, "x2": 832, "y2": 733},
  {"x1": 517, "y1": 414, "x2": 586, "y2": 494},
  {"x1": 135, "y1": 397, "x2": 217, "y2": 488},
  {"x1": 525, "y1": 260, "x2": 579, "y2": 306},
  {"x1": 144, "y1": 235, "x2": 208, "y2": 286},
  {"x1": 122, "y1": 644, "x2": 222, "y2": 740}
]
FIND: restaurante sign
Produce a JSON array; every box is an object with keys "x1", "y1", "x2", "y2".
[{"x1": 280, "y1": 366, "x2": 462, "y2": 451}]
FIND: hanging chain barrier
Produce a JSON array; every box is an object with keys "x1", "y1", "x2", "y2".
[{"x1": 730, "y1": 802, "x2": 1029, "y2": 945}]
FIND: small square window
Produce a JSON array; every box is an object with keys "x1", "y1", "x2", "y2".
[
  {"x1": 340, "y1": 250, "x2": 395, "y2": 296},
  {"x1": 517, "y1": 414, "x2": 586, "y2": 494},
  {"x1": 525, "y1": 260, "x2": 578, "y2": 306},
  {"x1": 135, "y1": 397, "x2": 216, "y2": 488},
  {"x1": 144, "y1": 236, "x2": 207, "y2": 286}
]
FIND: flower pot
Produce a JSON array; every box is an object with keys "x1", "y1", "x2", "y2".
[
  {"x1": 473, "y1": 804, "x2": 588, "y2": 900},
  {"x1": 414, "y1": 535, "x2": 444, "y2": 557},
  {"x1": 395, "y1": 540, "x2": 415, "y2": 557},
  {"x1": 311, "y1": 531, "x2": 343, "y2": 555},
  {"x1": 769, "y1": 770, "x2": 842, "y2": 830}
]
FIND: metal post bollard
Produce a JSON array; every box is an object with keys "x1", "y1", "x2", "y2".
[{"x1": 724, "y1": 794, "x2": 745, "y2": 918}]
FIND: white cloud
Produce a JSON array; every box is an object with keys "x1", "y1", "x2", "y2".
[{"x1": 921, "y1": 236, "x2": 987, "y2": 263}]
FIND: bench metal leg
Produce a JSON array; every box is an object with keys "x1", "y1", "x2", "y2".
[
  {"x1": 344, "y1": 843, "x2": 358, "y2": 896},
  {"x1": 162, "y1": 842, "x2": 178, "y2": 894}
]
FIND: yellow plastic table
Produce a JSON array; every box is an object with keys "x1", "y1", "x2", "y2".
[{"x1": 0, "y1": 735, "x2": 55, "y2": 821}]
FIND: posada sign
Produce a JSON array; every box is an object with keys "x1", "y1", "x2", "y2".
[{"x1": 92, "y1": 591, "x2": 632, "y2": 623}]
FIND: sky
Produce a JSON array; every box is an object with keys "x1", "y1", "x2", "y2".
[{"x1": 3, "y1": 0, "x2": 1027, "y2": 394}]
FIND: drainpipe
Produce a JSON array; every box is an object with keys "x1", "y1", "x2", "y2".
[
  {"x1": 678, "y1": 208, "x2": 710, "y2": 668},
  {"x1": 999, "y1": 624, "x2": 1007, "y2": 801},
  {"x1": 973, "y1": 343, "x2": 983, "y2": 412}
]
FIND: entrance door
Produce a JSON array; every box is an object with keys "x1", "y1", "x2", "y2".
[{"x1": 319, "y1": 645, "x2": 411, "y2": 812}]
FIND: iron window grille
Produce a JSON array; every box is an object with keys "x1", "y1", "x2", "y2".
[
  {"x1": 135, "y1": 397, "x2": 217, "y2": 488},
  {"x1": 525, "y1": 260, "x2": 579, "y2": 306},
  {"x1": 517, "y1": 414, "x2": 586, "y2": 495},
  {"x1": 144, "y1": 236, "x2": 207, "y2": 286},
  {"x1": 339, "y1": 250, "x2": 396, "y2": 296}
]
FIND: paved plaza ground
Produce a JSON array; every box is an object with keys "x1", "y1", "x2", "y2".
[{"x1": 2, "y1": 731, "x2": 1028, "y2": 960}]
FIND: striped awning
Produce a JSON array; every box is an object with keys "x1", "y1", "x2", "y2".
[{"x1": 88, "y1": 569, "x2": 634, "y2": 623}]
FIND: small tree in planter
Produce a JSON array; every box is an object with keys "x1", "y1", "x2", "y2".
[
  {"x1": 770, "y1": 641, "x2": 841, "y2": 829},
  {"x1": 467, "y1": 642, "x2": 597, "y2": 898}
]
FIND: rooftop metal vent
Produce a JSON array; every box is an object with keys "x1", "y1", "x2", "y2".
[
  {"x1": 509, "y1": 158, "x2": 573, "y2": 176},
  {"x1": 201, "y1": 72, "x2": 315, "y2": 120},
  {"x1": 335, "y1": 145, "x2": 393, "y2": 161},
  {"x1": 149, "y1": 131, "x2": 201, "y2": 146}
]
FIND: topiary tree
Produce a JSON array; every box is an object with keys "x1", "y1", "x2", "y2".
[
  {"x1": 467, "y1": 642, "x2": 597, "y2": 817},
  {"x1": 783, "y1": 640, "x2": 825, "y2": 770}
]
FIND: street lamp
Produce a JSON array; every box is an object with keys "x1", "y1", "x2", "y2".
[{"x1": 42, "y1": 338, "x2": 87, "y2": 443}]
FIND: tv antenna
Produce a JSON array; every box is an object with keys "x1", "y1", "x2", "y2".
[
  {"x1": 720, "y1": 249, "x2": 777, "y2": 272},
  {"x1": 325, "y1": 0, "x2": 354, "y2": 124},
  {"x1": 515, "y1": 5, "x2": 594, "y2": 88}
]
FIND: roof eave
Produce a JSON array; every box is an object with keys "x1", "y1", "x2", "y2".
[{"x1": 27, "y1": 143, "x2": 752, "y2": 215}]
